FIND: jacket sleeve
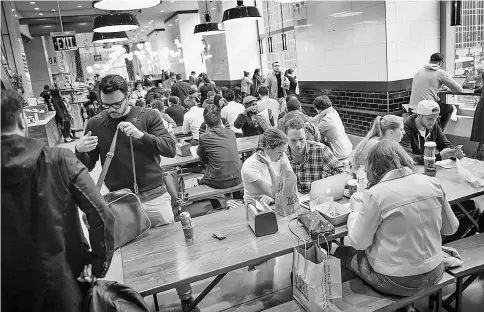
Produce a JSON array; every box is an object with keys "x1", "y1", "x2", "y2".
[
  {"x1": 439, "y1": 185, "x2": 459, "y2": 236},
  {"x1": 347, "y1": 191, "x2": 382, "y2": 250},
  {"x1": 163, "y1": 113, "x2": 176, "y2": 128},
  {"x1": 234, "y1": 113, "x2": 246, "y2": 129},
  {"x1": 400, "y1": 125, "x2": 424, "y2": 165},
  {"x1": 435, "y1": 125, "x2": 454, "y2": 154},
  {"x1": 441, "y1": 71, "x2": 464, "y2": 93},
  {"x1": 75, "y1": 121, "x2": 100, "y2": 172},
  {"x1": 62, "y1": 149, "x2": 115, "y2": 278},
  {"x1": 196, "y1": 137, "x2": 208, "y2": 164},
  {"x1": 139, "y1": 109, "x2": 176, "y2": 157}
]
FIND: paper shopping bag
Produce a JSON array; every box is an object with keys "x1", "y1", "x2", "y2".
[
  {"x1": 292, "y1": 244, "x2": 342, "y2": 312},
  {"x1": 275, "y1": 170, "x2": 299, "y2": 216}
]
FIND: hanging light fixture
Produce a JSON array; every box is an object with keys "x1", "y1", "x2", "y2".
[
  {"x1": 92, "y1": 0, "x2": 161, "y2": 11},
  {"x1": 92, "y1": 31, "x2": 128, "y2": 43},
  {"x1": 93, "y1": 13, "x2": 140, "y2": 33},
  {"x1": 222, "y1": 1, "x2": 261, "y2": 23},
  {"x1": 194, "y1": 1, "x2": 225, "y2": 35}
]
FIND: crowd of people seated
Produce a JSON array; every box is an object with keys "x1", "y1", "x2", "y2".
[{"x1": 5, "y1": 57, "x2": 483, "y2": 312}]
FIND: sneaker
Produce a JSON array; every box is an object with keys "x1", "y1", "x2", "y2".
[
  {"x1": 181, "y1": 297, "x2": 200, "y2": 312},
  {"x1": 64, "y1": 137, "x2": 73, "y2": 143}
]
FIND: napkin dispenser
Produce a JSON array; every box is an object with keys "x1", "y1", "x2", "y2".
[
  {"x1": 176, "y1": 140, "x2": 191, "y2": 157},
  {"x1": 246, "y1": 200, "x2": 278, "y2": 237}
]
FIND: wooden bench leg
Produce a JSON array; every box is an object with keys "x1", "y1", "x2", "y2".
[
  {"x1": 435, "y1": 290, "x2": 443, "y2": 312},
  {"x1": 153, "y1": 294, "x2": 159, "y2": 311},
  {"x1": 429, "y1": 294, "x2": 435, "y2": 310}
]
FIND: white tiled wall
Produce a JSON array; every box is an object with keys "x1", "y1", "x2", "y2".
[
  {"x1": 386, "y1": 0, "x2": 440, "y2": 81},
  {"x1": 178, "y1": 13, "x2": 206, "y2": 79},
  {"x1": 295, "y1": 0, "x2": 387, "y2": 82}
]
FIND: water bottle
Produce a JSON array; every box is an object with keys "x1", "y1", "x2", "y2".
[{"x1": 356, "y1": 166, "x2": 367, "y2": 192}]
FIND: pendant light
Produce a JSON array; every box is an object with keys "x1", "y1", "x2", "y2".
[
  {"x1": 92, "y1": 0, "x2": 161, "y2": 11},
  {"x1": 93, "y1": 13, "x2": 140, "y2": 33},
  {"x1": 92, "y1": 31, "x2": 128, "y2": 43},
  {"x1": 194, "y1": 1, "x2": 225, "y2": 35},
  {"x1": 222, "y1": 1, "x2": 261, "y2": 24}
]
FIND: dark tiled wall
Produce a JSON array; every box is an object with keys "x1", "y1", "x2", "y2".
[{"x1": 299, "y1": 88, "x2": 411, "y2": 136}]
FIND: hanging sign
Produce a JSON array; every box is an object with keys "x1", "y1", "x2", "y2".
[
  {"x1": 94, "y1": 54, "x2": 102, "y2": 62},
  {"x1": 49, "y1": 56, "x2": 58, "y2": 65},
  {"x1": 51, "y1": 31, "x2": 77, "y2": 51}
]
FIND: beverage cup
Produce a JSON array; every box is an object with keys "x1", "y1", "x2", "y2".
[
  {"x1": 424, "y1": 156, "x2": 436, "y2": 177},
  {"x1": 182, "y1": 226, "x2": 194, "y2": 241},
  {"x1": 424, "y1": 141, "x2": 437, "y2": 158}
]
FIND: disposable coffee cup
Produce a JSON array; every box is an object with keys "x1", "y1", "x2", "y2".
[
  {"x1": 424, "y1": 141, "x2": 437, "y2": 158},
  {"x1": 182, "y1": 226, "x2": 194, "y2": 241},
  {"x1": 424, "y1": 156, "x2": 436, "y2": 177}
]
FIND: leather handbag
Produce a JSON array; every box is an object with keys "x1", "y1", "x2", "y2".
[
  {"x1": 83, "y1": 280, "x2": 150, "y2": 312},
  {"x1": 97, "y1": 128, "x2": 151, "y2": 250}
]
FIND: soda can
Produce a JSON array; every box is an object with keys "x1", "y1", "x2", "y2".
[{"x1": 179, "y1": 212, "x2": 192, "y2": 227}]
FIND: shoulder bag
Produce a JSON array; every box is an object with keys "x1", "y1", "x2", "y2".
[{"x1": 97, "y1": 128, "x2": 151, "y2": 250}]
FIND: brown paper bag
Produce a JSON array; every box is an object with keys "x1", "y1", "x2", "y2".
[{"x1": 275, "y1": 170, "x2": 299, "y2": 216}]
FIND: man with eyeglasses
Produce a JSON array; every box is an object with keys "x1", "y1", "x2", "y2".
[
  {"x1": 408, "y1": 53, "x2": 463, "y2": 130},
  {"x1": 75, "y1": 74, "x2": 177, "y2": 226}
]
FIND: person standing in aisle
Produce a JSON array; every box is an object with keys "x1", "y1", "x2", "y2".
[
  {"x1": 241, "y1": 71, "x2": 253, "y2": 95},
  {"x1": 171, "y1": 74, "x2": 191, "y2": 105},
  {"x1": 265, "y1": 61, "x2": 290, "y2": 112}
]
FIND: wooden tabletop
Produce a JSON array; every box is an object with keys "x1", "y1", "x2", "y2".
[
  {"x1": 160, "y1": 135, "x2": 260, "y2": 169},
  {"x1": 121, "y1": 207, "x2": 348, "y2": 296},
  {"x1": 416, "y1": 158, "x2": 484, "y2": 205}
]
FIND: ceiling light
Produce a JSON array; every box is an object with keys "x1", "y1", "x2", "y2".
[
  {"x1": 39, "y1": 13, "x2": 43, "y2": 16},
  {"x1": 93, "y1": 31, "x2": 129, "y2": 43},
  {"x1": 93, "y1": 13, "x2": 140, "y2": 33},
  {"x1": 330, "y1": 11, "x2": 363, "y2": 18},
  {"x1": 194, "y1": 13, "x2": 225, "y2": 35},
  {"x1": 160, "y1": 10, "x2": 164, "y2": 12},
  {"x1": 78, "y1": 5, "x2": 83, "y2": 8},
  {"x1": 34, "y1": 8, "x2": 39, "y2": 10},
  {"x1": 30, "y1": 2, "x2": 35, "y2": 4},
  {"x1": 222, "y1": 1, "x2": 261, "y2": 23},
  {"x1": 170, "y1": 0, "x2": 174, "y2": 2},
  {"x1": 93, "y1": 0, "x2": 161, "y2": 10}
]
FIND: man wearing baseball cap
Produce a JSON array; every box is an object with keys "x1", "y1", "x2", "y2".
[{"x1": 400, "y1": 99, "x2": 464, "y2": 164}]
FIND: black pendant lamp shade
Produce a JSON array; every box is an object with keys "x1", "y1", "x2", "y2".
[
  {"x1": 92, "y1": 0, "x2": 161, "y2": 11},
  {"x1": 93, "y1": 13, "x2": 140, "y2": 33},
  {"x1": 194, "y1": 14, "x2": 225, "y2": 35},
  {"x1": 222, "y1": 1, "x2": 261, "y2": 23},
  {"x1": 92, "y1": 31, "x2": 128, "y2": 43}
]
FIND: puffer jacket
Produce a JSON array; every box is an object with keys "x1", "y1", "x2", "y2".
[{"x1": 1, "y1": 134, "x2": 115, "y2": 312}]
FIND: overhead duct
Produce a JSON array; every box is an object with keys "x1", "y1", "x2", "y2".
[{"x1": 28, "y1": 22, "x2": 94, "y2": 37}]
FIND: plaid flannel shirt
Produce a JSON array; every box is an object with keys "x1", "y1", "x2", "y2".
[{"x1": 287, "y1": 141, "x2": 343, "y2": 194}]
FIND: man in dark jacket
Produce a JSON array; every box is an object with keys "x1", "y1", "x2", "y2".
[
  {"x1": 171, "y1": 74, "x2": 191, "y2": 105},
  {"x1": 40, "y1": 85, "x2": 53, "y2": 111},
  {"x1": 1, "y1": 90, "x2": 115, "y2": 312},
  {"x1": 400, "y1": 99, "x2": 464, "y2": 164}
]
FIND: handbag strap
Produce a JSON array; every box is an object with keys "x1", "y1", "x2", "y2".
[{"x1": 96, "y1": 128, "x2": 138, "y2": 194}]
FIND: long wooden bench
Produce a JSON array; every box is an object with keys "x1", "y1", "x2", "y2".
[
  {"x1": 263, "y1": 273, "x2": 455, "y2": 312},
  {"x1": 179, "y1": 183, "x2": 244, "y2": 206},
  {"x1": 434, "y1": 233, "x2": 484, "y2": 312}
]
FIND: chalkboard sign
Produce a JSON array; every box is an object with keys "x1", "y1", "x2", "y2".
[{"x1": 51, "y1": 31, "x2": 77, "y2": 51}]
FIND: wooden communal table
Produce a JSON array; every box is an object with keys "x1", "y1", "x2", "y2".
[
  {"x1": 160, "y1": 135, "x2": 260, "y2": 169},
  {"x1": 27, "y1": 112, "x2": 60, "y2": 147},
  {"x1": 120, "y1": 207, "x2": 348, "y2": 309}
]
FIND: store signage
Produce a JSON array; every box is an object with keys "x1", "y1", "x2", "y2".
[
  {"x1": 51, "y1": 31, "x2": 77, "y2": 51},
  {"x1": 94, "y1": 54, "x2": 102, "y2": 62},
  {"x1": 49, "y1": 56, "x2": 58, "y2": 65}
]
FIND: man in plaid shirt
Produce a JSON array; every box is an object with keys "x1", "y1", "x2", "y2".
[{"x1": 284, "y1": 116, "x2": 342, "y2": 194}]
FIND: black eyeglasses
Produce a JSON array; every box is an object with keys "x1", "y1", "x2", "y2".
[{"x1": 101, "y1": 96, "x2": 126, "y2": 110}]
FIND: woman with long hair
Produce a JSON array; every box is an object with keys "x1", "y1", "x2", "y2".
[
  {"x1": 252, "y1": 68, "x2": 263, "y2": 97},
  {"x1": 51, "y1": 89, "x2": 73, "y2": 142},
  {"x1": 352, "y1": 115, "x2": 404, "y2": 169},
  {"x1": 285, "y1": 68, "x2": 298, "y2": 96},
  {"x1": 335, "y1": 140, "x2": 458, "y2": 312}
]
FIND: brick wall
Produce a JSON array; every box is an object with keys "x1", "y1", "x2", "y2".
[{"x1": 299, "y1": 88, "x2": 411, "y2": 136}]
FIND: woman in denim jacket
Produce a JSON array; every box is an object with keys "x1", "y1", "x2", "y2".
[{"x1": 334, "y1": 140, "x2": 459, "y2": 311}]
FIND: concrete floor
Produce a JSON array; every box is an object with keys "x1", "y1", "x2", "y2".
[{"x1": 58, "y1": 139, "x2": 484, "y2": 312}]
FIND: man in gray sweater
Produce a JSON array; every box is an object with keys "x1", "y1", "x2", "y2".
[{"x1": 409, "y1": 53, "x2": 463, "y2": 130}]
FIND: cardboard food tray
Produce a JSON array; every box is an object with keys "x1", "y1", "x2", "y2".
[{"x1": 317, "y1": 202, "x2": 352, "y2": 226}]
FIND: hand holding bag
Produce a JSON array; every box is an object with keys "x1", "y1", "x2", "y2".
[{"x1": 97, "y1": 128, "x2": 151, "y2": 250}]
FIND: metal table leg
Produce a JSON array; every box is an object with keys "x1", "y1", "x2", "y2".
[
  {"x1": 435, "y1": 290, "x2": 443, "y2": 312},
  {"x1": 187, "y1": 273, "x2": 227, "y2": 311},
  {"x1": 456, "y1": 202, "x2": 480, "y2": 231},
  {"x1": 153, "y1": 294, "x2": 159, "y2": 311}
]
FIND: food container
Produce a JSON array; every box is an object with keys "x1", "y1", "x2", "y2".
[{"x1": 317, "y1": 202, "x2": 352, "y2": 226}]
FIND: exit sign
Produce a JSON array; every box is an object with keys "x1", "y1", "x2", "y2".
[{"x1": 51, "y1": 31, "x2": 77, "y2": 51}]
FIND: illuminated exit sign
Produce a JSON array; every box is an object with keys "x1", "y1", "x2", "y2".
[{"x1": 51, "y1": 31, "x2": 78, "y2": 51}]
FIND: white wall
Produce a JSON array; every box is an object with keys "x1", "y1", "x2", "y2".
[
  {"x1": 295, "y1": 0, "x2": 387, "y2": 82},
  {"x1": 385, "y1": 0, "x2": 440, "y2": 81},
  {"x1": 178, "y1": 13, "x2": 206, "y2": 79}
]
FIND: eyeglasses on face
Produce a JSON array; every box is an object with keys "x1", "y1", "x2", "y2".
[{"x1": 101, "y1": 96, "x2": 126, "y2": 110}]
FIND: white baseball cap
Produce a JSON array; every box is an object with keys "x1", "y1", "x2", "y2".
[{"x1": 416, "y1": 100, "x2": 440, "y2": 115}]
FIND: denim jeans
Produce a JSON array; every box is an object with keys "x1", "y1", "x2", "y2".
[{"x1": 334, "y1": 246, "x2": 444, "y2": 297}]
